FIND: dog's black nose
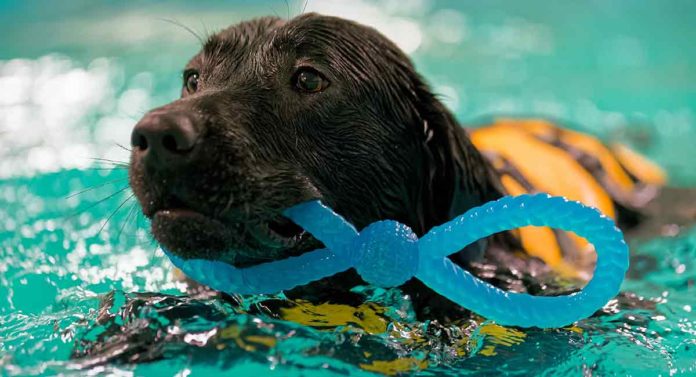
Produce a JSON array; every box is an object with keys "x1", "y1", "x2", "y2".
[{"x1": 131, "y1": 110, "x2": 200, "y2": 169}]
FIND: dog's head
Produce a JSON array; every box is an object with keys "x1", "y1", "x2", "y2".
[{"x1": 129, "y1": 14, "x2": 502, "y2": 267}]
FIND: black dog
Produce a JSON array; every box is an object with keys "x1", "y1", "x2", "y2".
[{"x1": 128, "y1": 14, "x2": 693, "y2": 320}]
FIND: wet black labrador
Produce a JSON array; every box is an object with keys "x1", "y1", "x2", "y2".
[{"x1": 128, "y1": 13, "x2": 693, "y2": 320}]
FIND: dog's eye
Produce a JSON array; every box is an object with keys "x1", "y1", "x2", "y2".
[
  {"x1": 183, "y1": 70, "x2": 199, "y2": 93},
  {"x1": 293, "y1": 68, "x2": 328, "y2": 93}
]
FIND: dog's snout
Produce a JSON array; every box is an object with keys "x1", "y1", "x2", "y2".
[{"x1": 131, "y1": 110, "x2": 201, "y2": 169}]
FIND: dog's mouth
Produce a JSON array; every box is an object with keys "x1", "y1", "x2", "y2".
[
  {"x1": 130, "y1": 152, "x2": 325, "y2": 267},
  {"x1": 247, "y1": 215, "x2": 308, "y2": 249},
  {"x1": 148, "y1": 195, "x2": 316, "y2": 267}
]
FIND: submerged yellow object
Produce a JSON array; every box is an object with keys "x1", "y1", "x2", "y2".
[{"x1": 280, "y1": 300, "x2": 388, "y2": 334}]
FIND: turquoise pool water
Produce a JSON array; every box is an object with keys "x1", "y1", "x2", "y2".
[{"x1": 1, "y1": 1, "x2": 695, "y2": 375}]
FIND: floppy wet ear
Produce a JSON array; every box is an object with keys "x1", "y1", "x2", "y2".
[{"x1": 411, "y1": 79, "x2": 505, "y2": 233}]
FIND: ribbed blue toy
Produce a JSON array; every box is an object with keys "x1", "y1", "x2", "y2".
[{"x1": 163, "y1": 194, "x2": 629, "y2": 328}]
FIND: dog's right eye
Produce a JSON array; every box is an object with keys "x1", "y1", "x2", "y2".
[
  {"x1": 183, "y1": 69, "x2": 199, "y2": 94},
  {"x1": 293, "y1": 67, "x2": 329, "y2": 93}
]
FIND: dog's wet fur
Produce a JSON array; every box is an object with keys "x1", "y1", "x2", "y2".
[{"x1": 128, "y1": 13, "x2": 695, "y2": 320}]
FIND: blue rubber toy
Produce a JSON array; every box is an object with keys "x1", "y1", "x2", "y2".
[{"x1": 163, "y1": 194, "x2": 629, "y2": 328}]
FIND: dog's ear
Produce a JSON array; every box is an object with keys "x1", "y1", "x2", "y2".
[{"x1": 410, "y1": 78, "x2": 505, "y2": 232}]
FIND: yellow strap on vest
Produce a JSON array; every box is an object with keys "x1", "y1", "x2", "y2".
[{"x1": 611, "y1": 143, "x2": 667, "y2": 185}]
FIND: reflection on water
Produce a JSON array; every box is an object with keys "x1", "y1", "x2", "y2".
[
  {"x1": 1, "y1": 0, "x2": 695, "y2": 183},
  {"x1": 0, "y1": 0, "x2": 695, "y2": 375}
]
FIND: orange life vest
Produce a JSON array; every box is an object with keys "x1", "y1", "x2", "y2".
[{"x1": 470, "y1": 118, "x2": 666, "y2": 277}]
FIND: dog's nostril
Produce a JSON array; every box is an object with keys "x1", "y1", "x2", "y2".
[
  {"x1": 131, "y1": 130, "x2": 149, "y2": 151},
  {"x1": 162, "y1": 134, "x2": 178, "y2": 153},
  {"x1": 137, "y1": 134, "x2": 149, "y2": 150}
]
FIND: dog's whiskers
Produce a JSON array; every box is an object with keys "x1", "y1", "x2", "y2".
[
  {"x1": 199, "y1": 20, "x2": 211, "y2": 41},
  {"x1": 82, "y1": 166, "x2": 128, "y2": 171},
  {"x1": 157, "y1": 18, "x2": 204, "y2": 46},
  {"x1": 283, "y1": 0, "x2": 290, "y2": 20},
  {"x1": 267, "y1": 5, "x2": 282, "y2": 20},
  {"x1": 116, "y1": 202, "x2": 139, "y2": 241},
  {"x1": 89, "y1": 157, "x2": 129, "y2": 167},
  {"x1": 66, "y1": 177, "x2": 129, "y2": 199},
  {"x1": 97, "y1": 193, "x2": 136, "y2": 237},
  {"x1": 115, "y1": 142, "x2": 132, "y2": 152},
  {"x1": 67, "y1": 185, "x2": 131, "y2": 219}
]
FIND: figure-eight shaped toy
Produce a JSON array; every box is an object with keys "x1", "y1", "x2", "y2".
[{"x1": 163, "y1": 194, "x2": 629, "y2": 328}]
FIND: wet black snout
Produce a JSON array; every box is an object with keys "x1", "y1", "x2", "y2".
[{"x1": 131, "y1": 110, "x2": 201, "y2": 169}]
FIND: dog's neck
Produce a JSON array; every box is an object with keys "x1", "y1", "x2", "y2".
[
  {"x1": 448, "y1": 126, "x2": 505, "y2": 217},
  {"x1": 415, "y1": 98, "x2": 504, "y2": 232},
  {"x1": 442, "y1": 124, "x2": 506, "y2": 262},
  {"x1": 411, "y1": 85, "x2": 506, "y2": 261}
]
